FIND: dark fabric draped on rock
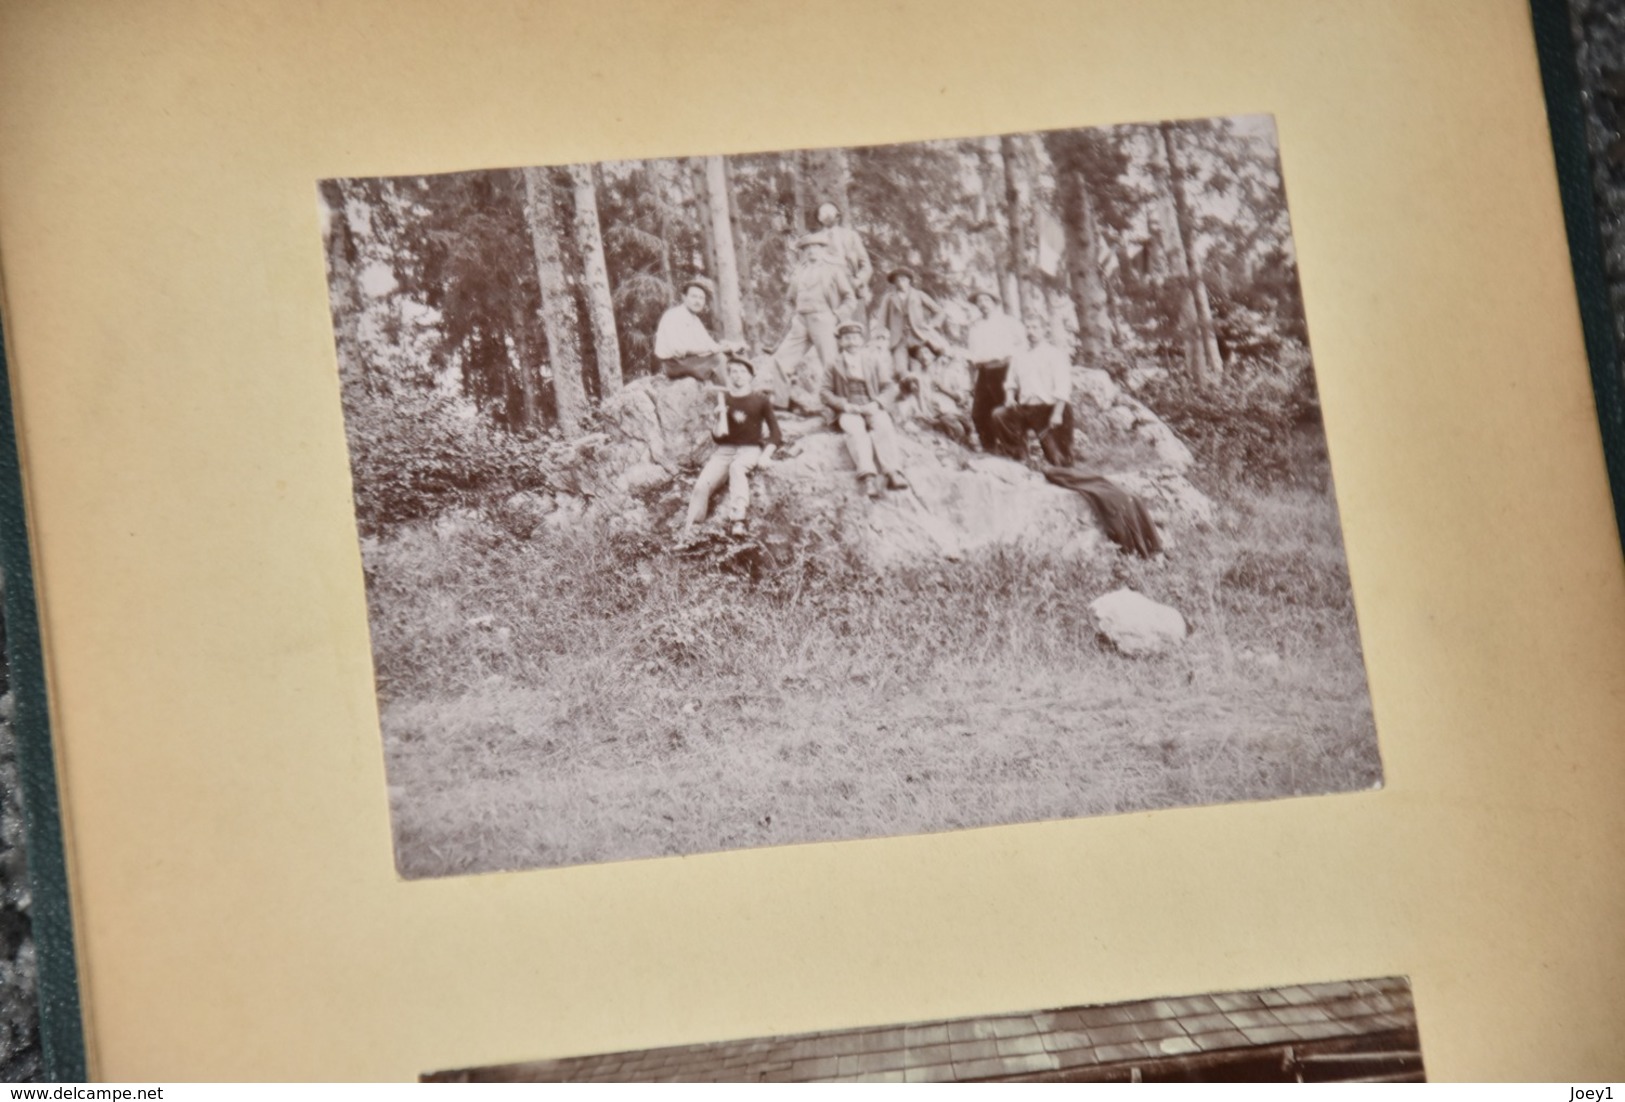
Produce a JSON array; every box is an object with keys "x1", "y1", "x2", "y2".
[{"x1": 1042, "y1": 466, "x2": 1163, "y2": 558}]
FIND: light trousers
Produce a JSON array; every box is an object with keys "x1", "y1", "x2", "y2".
[
  {"x1": 685, "y1": 444, "x2": 764, "y2": 526},
  {"x1": 836, "y1": 409, "x2": 903, "y2": 477},
  {"x1": 772, "y1": 310, "x2": 839, "y2": 410}
]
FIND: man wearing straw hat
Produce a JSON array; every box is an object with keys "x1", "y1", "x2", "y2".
[
  {"x1": 963, "y1": 286, "x2": 1026, "y2": 452},
  {"x1": 815, "y1": 200, "x2": 873, "y2": 324},
  {"x1": 770, "y1": 232, "x2": 855, "y2": 413}
]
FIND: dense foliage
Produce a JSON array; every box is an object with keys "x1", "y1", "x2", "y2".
[{"x1": 322, "y1": 116, "x2": 1325, "y2": 530}]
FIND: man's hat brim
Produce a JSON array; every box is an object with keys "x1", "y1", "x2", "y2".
[
  {"x1": 836, "y1": 322, "x2": 866, "y2": 337},
  {"x1": 682, "y1": 277, "x2": 715, "y2": 297},
  {"x1": 887, "y1": 267, "x2": 915, "y2": 284},
  {"x1": 725, "y1": 355, "x2": 756, "y2": 375}
]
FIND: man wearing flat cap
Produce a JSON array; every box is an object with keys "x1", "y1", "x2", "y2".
[
  {"x1": 823, "y1": 319, "x2": 908, "y2": 498},
  {"x1": 654, "y1": 275, "x2": 744, "y2": 383},
  {"x1": 770, "y1": 232, "x2": 855, "y2": 413},
  {"x1": 877, "y1": 267, "x2": 948, "y2": 384}
]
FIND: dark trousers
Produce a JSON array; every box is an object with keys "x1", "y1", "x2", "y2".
[
  {"x1": 993, "y1": 402, "x2": 1076, "y2": 467},
  {"x1": 661, "y1": 352, "x2": 725, "y2": 384},
  {"x1": 969, "y1": 360, "x2": 1009, "y2": 451}
]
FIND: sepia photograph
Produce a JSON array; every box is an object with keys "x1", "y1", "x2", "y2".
[
  {"x1": 320, "y1": 115, "x2": 1381, "y2": 878},
  {"x1": 426, "y1": 975, "x2": 1424, "y2": 1083}
]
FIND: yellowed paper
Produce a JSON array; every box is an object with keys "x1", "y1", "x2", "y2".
[{"x1": 0, "y1": 0, "x2": 1621, "y2": 1081}]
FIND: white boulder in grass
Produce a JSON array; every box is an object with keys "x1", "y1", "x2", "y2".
[{"x1": 1091, "y1": 588, "x2": 1188, "y2": 655}]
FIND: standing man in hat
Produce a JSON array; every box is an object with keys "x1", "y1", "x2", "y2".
[
  {"x1": 654, "y1": 275, "x2": 744, "y2": 383},
  {"x1": 815, "y1": 201, "x2": 873, "y2": 325},
  {"x1": 994, "y1": 315, "x2": 1076, "y2": 467},
  {"x1": 771, "y1": 232, "x2": 855, "y2": 413},
  {"x1": 823, "y1": 320, "x2": 908, "y2": 498},
  {"x1": 963, "y1": 288, "x2": 1027, "y2": 452},
  {"x1": 877, "y1": 267, "x2": 948, "y2": 384}
]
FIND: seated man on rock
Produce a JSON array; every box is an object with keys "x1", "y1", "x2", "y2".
[
  {"x1": 680, "y1": 356, "x2": 781, "y2": 541},
  {"x1": 822, "y1": 320, "x2": 909, "y2": 498},
  {"x1": 654, "y1": 276, "x2": 745, "y2": 384},
  {"x1": 993, "y1": 315, "x2": 1076, "y2": 467}
]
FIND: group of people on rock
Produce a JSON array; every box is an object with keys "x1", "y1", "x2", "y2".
[{"x1": 658, "y1": 202, "x2": 1078, "y2": 541}]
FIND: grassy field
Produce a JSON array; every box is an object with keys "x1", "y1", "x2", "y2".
[{"x1": 364, "y1": 461, "x2": 1380, "y2": 879}]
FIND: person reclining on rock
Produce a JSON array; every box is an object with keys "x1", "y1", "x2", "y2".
[
  {"x1": 992, "y1": 315, "x2": 1076, "y2": 468},
  {"x1": 680, "y1": 356, "x2": 781, "y2": 540},
  {"x1": 823, "y1": 321, "x2": 909, "y2": 499},
  {"x1": 654, "y1": 276, "x2": 745, "y2": 384}
]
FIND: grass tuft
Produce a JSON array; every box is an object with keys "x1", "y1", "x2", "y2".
[{"x1": 366, "y1": 473, "x2": 1379, "y2": 877}]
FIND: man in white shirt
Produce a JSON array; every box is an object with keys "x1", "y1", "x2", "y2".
[
  {"x1": 963, "y1": 289, "x2": 1027, "y2": 452},
  {"x1": 993, "y1": 315, "x2": 1076, "y2": 467},
  {"x1": 654, "y1": 277, "x2": 743, "y2": 383}
]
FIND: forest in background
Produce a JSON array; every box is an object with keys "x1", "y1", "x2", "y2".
[
  {"x1": 321, "y1": 117, "x2": 1379, "y2": 877},
  {"x1": 323, "y1": 116, "x2": 1319, "y2": 535}
]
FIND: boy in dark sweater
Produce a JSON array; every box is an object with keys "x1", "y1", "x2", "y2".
[{"x1": 680, "y1": 357, "x2": 783, "y2": 539}]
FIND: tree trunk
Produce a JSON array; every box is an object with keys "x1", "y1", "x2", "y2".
[
  {"x1": 567, "y1": 162, "x2": 623, "y2": 398},
  {"x1": 723, "y1": 158, "x2": 760, "y2": 347},
  {"x1": 522, "y1": 166, "x2": 590, "y2": 437},
  {"x1": 319, "y1": 180, "x2": 369, "y2": 391},
  {"x1": 704, "y1": 155, "x2": 746, "y2": 343},
  {"x1": 688, "y1": 158, "x2": 720, "y2": 286},
  {"x1": 1157, "y1": 122, "x2": 1225, "y2": 387},
  {"x1": 791, "y1": 150, "x2": 809, "y2": 234},
  {"x1": 648, "y1": 161, "x2": 676, "y2": 293},
  {"x1": 1046, "y1": 286, "x2": 1073, "y2": 352},
  {"x1": 508, "y1": 304, "x2": 541, "y2": 428},
  {"x1": 1065, "y1": 169, "x2": 1114, "y2": 360},
  {"x1": 1000, "y1": 135, "x2": 1029, "y2": 318},
  {"x1": 973, "y1": 138, "x2": 1018, "y2": 309},
  {"x1": 802, "y1": 147, "x2": 853, "y2": 224}
]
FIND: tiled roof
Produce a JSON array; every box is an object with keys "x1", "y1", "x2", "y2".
[{"x1": 431, "y1": 975, "x2": 1419, "y2": 1083}]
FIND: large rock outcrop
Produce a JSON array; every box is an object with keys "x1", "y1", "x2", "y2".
[
  {"x1": 761, "y1": 432, "x2": 1105, "y2": 564},
  {"x1": 598, "y1": 376, "x2": 716, "y2": 473},
  {"x1": 1074, "y1": 367, "x2": 1195, "y2": 472},
  {"x1": 542, "y1": 372, "x2": 1213, "y2": 565}
]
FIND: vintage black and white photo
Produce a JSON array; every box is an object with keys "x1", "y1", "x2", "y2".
[
  {"x1": 320, "y1": 115, "x2": 1381, "y2": 878},
  {"x1": 427, "y1": 975, "x2": 1424, "y2": 1082}
]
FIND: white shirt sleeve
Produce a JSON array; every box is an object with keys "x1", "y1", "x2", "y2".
[{"x1": 654, "y1": 307, "x2": 720, "y2": 360}]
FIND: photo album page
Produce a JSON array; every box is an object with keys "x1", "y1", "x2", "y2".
[{"x1": 0, "y1": 0, "x2": 1620, "y2": 1081}]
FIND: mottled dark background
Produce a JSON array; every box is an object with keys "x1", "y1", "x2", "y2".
[
  {"x1": 0, "y1": 587, "x2": 42, "y2": 1082},
  {"x1": 1573, "y1": 0, "x2": 1625, "y2": 373},
  {"x1": 0, "y1": 5, "x2": 1622, "y2": 1082}
]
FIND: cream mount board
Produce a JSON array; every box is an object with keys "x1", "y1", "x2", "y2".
[{"x1": 0, "y1": 0, "x2": 1621, "y2": 1081}]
